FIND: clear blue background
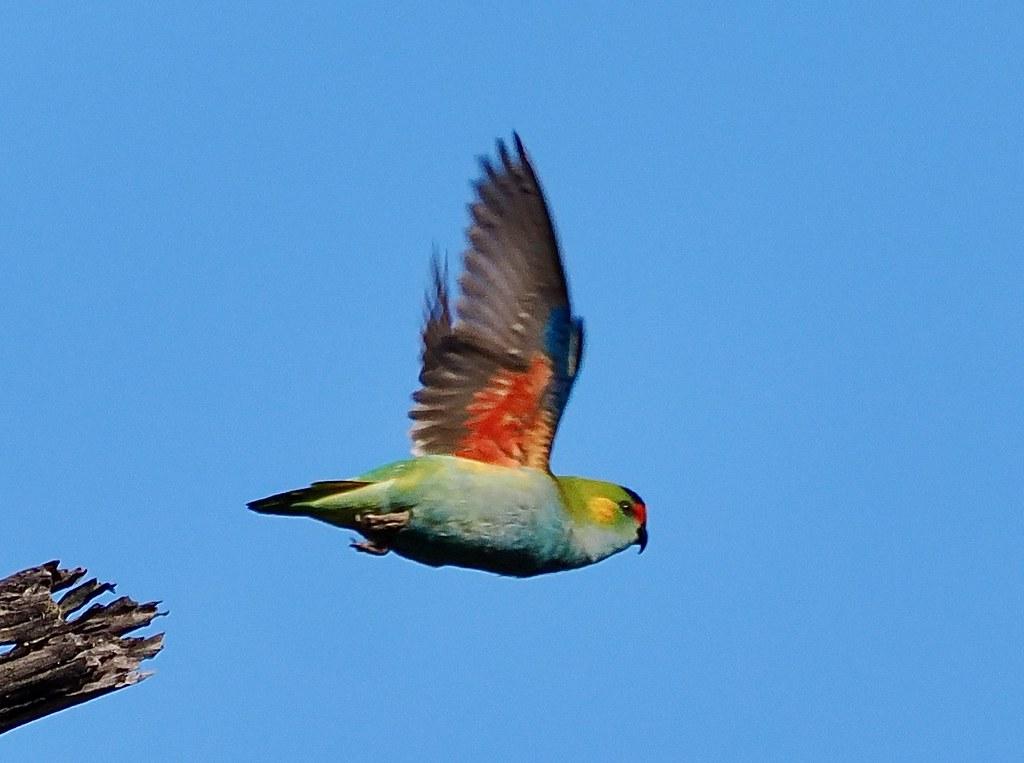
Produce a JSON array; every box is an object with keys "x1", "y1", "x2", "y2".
[{"x1": 2, "y1": 4, "x2": 1021, "y2": 760}]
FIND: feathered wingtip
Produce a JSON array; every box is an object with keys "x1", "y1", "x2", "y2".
[
  {"x1": 420, "y1": 249, "x2": 452, "y2": 360},
  {"x1": 425, "y1": 248, "x2": 450, "y2": 325},
  {"x1": 477, "y1": 131, "x2": 532, "y2": 187}
]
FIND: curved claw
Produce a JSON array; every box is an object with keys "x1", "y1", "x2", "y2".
[{"x1": 350, "y1": 539, "x2": 390, "y2": 556}]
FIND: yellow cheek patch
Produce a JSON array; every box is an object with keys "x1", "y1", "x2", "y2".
[{"x1": 587, "y1": 496, "x2": 618, "y2": 524}]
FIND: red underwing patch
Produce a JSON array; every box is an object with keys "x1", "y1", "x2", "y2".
[{"x1": 456, "y1": 354, "x2": 553, "y2": 469}]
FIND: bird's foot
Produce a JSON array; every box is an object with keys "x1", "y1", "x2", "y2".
[
  {"x1": 350, "y1": 539, "x2": 391, "y2": 556},
  {"x1": 355, "y1": 510, "x2": 412, "y2": 533},
  {"x1": 350, "y1": 511, "x2": 411, "y2": 557}
]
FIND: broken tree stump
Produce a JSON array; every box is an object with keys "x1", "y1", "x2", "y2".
[{"x1": 0, "y1": 561, "x2": 164, "y2": 735}]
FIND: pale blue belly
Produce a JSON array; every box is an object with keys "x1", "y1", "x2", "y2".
[{"x1": 380, "y1": 457, "x2": 577, "y2": 577}]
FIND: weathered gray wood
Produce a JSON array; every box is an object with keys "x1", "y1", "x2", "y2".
[{"x1": 0, "y1": 561, "x2": 164, "y2": 734}]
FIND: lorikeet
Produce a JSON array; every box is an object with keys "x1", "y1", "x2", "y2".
[{"x1": 249, "y1": 135, "x2": 647, "y2": 577}]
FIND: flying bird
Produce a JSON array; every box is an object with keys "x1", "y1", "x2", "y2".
[{"x1": 248, "y1": 134, "x2": 647, "y2": 576}]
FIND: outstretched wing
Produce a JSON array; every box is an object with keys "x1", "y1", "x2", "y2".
[{"x1": 409, "y1": 134, "x2": 584, "y2": 471}]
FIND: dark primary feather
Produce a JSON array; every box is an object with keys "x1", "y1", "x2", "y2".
[{"x1": 409, "y1": 134, "x2": 585, "y2": 469}]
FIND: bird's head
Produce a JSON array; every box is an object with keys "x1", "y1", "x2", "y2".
[{"x1": 557, "y1": 477, "x2": 648, "y2": 562}]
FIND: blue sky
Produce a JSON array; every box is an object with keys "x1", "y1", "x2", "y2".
[{"x1": 2, "y1": 3, "x2": 1021, "y2": 760}]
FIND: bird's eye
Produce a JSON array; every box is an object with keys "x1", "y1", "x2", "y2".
[{"x1": 618, "y1": 500, "x2": 633, "y2": 515}]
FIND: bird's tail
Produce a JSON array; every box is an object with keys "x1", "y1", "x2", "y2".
[{"x1": 247, "y1": 480, "x2": 376, "y2": 521}]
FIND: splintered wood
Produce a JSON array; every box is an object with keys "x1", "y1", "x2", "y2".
[{"x1": 0, "y1": 561, "x2": 164, "y2": 734}]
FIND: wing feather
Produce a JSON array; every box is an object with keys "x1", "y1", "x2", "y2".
[{"x1": 409, "y1": 135, "x2": 584, "y2": 471}]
